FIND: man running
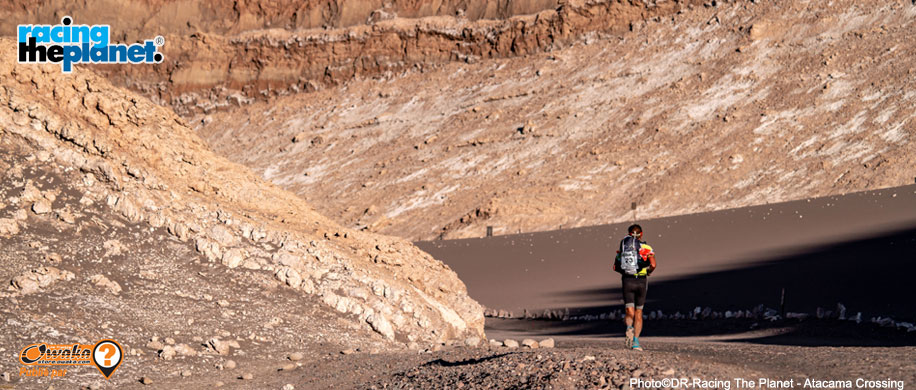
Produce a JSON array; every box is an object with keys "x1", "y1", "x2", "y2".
[{"x1": 613, "y1": 224, "x2": 656, "y2": 351}]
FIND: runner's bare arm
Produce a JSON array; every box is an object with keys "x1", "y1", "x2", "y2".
[{"x1": 647, "y1": 253, "x2": 656, "y2": 274}]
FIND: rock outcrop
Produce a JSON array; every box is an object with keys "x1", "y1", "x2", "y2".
[
  {"x1": 0, "y1": 38, "x2": 483, "y2": 346},
  {"x1": 0, "y1": 0, "x2": 565, "y2": 40},
  {"x1": 11, "y1": 0, "x2": 700, "y2": 115}
]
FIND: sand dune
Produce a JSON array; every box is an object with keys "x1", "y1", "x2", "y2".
[{"x1": 419, "y1": 185, "x2": 916, "y2": 321}]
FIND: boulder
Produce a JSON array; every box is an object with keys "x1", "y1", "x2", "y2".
[{"x1": 31, "y1": 199, "x2": 51, "y2": 214}]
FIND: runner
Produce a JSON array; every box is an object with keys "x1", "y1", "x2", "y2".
[{"x1": 613, "y1": 224, "x2": 656, "y2": 351}]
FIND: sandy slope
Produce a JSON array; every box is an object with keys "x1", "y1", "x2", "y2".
[{"x1": 197, "y1": 0, "x2": 916, "y2": 240}]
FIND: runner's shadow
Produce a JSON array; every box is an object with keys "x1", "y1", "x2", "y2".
[
  {"x1": 493, "y1": 225, "x2": 916, "y2": 347},
  {"x1": 424, "y1": 353, "x2": 514, "y2": 367}
]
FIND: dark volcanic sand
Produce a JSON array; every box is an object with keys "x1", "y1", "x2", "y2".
[
  {"x1": 417, "y1": 186, "x2": 916, "y2": 321},
  {"x1": 395, "y1": 186, "x2": 916, "y2": 388}
]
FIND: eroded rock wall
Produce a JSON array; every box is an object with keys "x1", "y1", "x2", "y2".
[{"x1": 23, "y1": 0, "x2": 700, "y2": 115}]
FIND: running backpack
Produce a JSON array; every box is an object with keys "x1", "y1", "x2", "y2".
[{"x1": 617, "y1": 235, "x2": 641, "y2": 275}]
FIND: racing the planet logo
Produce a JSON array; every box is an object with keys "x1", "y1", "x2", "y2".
[{"x1": 17, "y1": 16, "x2": 164, "y2": 73}]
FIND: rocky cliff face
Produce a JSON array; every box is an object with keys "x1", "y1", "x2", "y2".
[
  {"x1": 1, "y1": 0, "x2": 700, "y2": 116},
  {"x1": 0, "y1": 39, "x2": 483, "y2": 350},
  {"x1": 1, "y1": 0, "x2": 562, "y2": 38},
  {"x1": 194, "y1": 0, "x2": 916, "y2": 240}
]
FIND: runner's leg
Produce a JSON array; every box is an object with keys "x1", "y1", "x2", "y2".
[
  {"x1": 623, "y1": 277, "x2": 637, "y2": 347},
  {"x1": 634, "y1": 308, "x2": 643, "y2": 338},
  {"x1": 634, "y1": 278, "x2": 648, "y2": 339}
]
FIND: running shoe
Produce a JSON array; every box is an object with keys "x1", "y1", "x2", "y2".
[{"x1": 632, "y1": 337, "x2": 643, "y2": 351}]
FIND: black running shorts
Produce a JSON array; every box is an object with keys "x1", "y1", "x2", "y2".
[{"x1": 622, "y1": 276, "x2": 648, "y2": 310}]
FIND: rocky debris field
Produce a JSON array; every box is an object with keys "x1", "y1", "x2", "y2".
[
  {"x1": 1, "y1": 37, "x2": 487, "y2": 348},
  {"x1": 196, "y1": 0, "x2": 916, "y2": 240},
  {"x1": 0, "y1": 34, "x2": 489, "y2": 389},
  {"x1": 0, "y1": 135, "x2": 389, "y2": 389},
  {"x1": 368, "y1": 346, "x2": 696, "y2": 390},
  {"x1": 325, "y1": 335, "x2": 915, "y2": 389}
]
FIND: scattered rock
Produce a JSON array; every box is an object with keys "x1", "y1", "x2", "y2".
[
  {"x1": 11, "y1": 267, "x2": 75, "y2": 295},
  {"x1": 521, "y1": 339, "x2": 539, "y2": 349},
  {"x1": 140, "y1": 376, "x2": 153, "y2": 385},
  {"x1": 0, "y1": 218, "x2": 19, "y2": 235},
  {"x1": 503, "y1": 339, "x2": 519, "y2": 348},
  {"x1": 45, "y1": 252, "x2": 62, "y2": 263},
  {"x1": 89, "y1": 274, "x2": 122, "y2": 295},
  {"x1": 208, "y1": 337, "x2": 231, "y2": 355},
  {"x1": 280, "y1": 363, "x2": 296, "y2": 371},
  {"x1": 366, "y1": 313, "x2": 395, "y2": 340},
  {"x1": 224, "y1": 360, "x2": 237, "y2": 370},
  {"x1": 240, "y1": 373, "x2": 253, "y2": 380},
  {"x1": 288, "y1": 352, "x2": 304, "y2": 361},
  {"x1": 221, "y1": 248, "x2": 245, "y2": 268},
  {"x1": 146, "y1": 338, "x2": 164, "y2": 351},
  {"x1": 209, "y1": 225, "x2": 236, "y2": 247},
  {"x1": 12, "y1": 209, "x2": 27, "y2": 220},
  {"x1": 19, "y1": 182, "x2": 41, "y2": 203},
  {"x1": 174, "y1": 344, "x2": 198, "y2": 357},
  {"x1": 276, "y1": 267, "x2": 303, "y2": 288},
  {"x1": 539, "y1": 338, "x2": 555, "y2": 348},
  {"x1": 103, "y1": 239, "x2": 124, "y2": 257},
  {"x1": 159, "y1": 343, "x2": 196, "y2": 360},
  {"x1": 56, "y1": 210, "x2": 76, "y2": 224},
  {"x1": 31, "y1": 199, "x2": 52, "y2": 214},
  {"x1": 520, "y1": 120, "x2": 536, "y2": 135},
  {"x1": 488, "y1": 339, "x2": 503, "y2": 348},
  {"x1": 158, "y1": 346, "x2": 176, "y2": 360}
]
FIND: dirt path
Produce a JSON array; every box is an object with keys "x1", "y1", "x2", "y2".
[{"x1": 257, "y1": 325, "x2": 916, "y2": 389}]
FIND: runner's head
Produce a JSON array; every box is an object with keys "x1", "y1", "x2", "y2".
[{"x1": 627, "y1": 224, "x2": 642, "y2": 239}]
